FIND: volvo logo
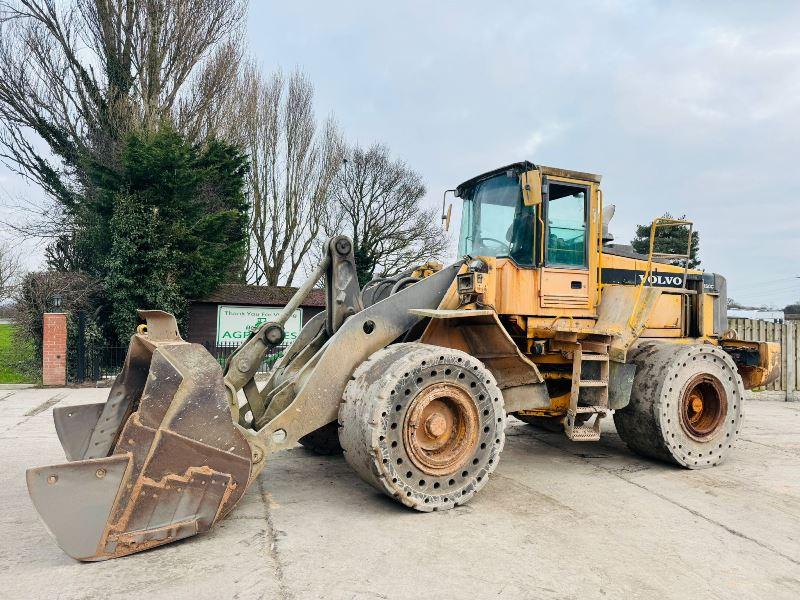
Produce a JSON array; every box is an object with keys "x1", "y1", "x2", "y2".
[{"x1": 637, "y1": 273, "x2": 683, "y2": 287}]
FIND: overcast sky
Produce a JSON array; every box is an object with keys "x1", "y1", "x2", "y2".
[
  {"x1": 246, "y1": 0, "x2": 800, "y2": 307},
  {"x1": 2, "y1": 1, "x2": 799, "y2": 307}
]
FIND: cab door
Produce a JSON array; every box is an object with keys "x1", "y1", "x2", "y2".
[{"x1": 538, "y1": 178, "x2": 594, "y2": 313}]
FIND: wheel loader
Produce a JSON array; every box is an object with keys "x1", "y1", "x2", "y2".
[{"x1": 27, "y1": 161, "x2": 780, "y2": 561}]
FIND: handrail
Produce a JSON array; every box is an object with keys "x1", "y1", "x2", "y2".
[
  {"x1": 537, "y1": 179, "x2": 546, "y2": 265},
  {"x1": 627, "y1": 217, "x2": 694, "y2": 329},
  {"x1": 596, "y1": 188, "x2": 604, "y2": 305}
]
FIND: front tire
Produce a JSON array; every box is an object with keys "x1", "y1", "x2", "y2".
[
  {"x1": 614, "y1": 343, "x2": 745, "y2": 468},
  {"x1": 339, "y1": 343, "x2": 506, "y2": 511}
]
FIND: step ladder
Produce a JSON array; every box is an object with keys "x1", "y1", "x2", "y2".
[{"x1": 553, "y1": 333, "x2": 611, "y2": 442}]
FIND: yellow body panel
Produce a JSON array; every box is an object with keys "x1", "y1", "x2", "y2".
[
  {"x1": 599, "y1": 251, "x2": 702, "y2": 278},
  {"x1": 701, "y1": 294, "x2": 716, "y2": 337},
  {"x1": 644, "y1": 293, "x2": 682, "y2": 330},
  {"x1": 450, "y1": 164, "x2": 779, "y2": 415}
]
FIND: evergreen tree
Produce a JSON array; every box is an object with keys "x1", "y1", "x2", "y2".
[
  {"x1": 101, "y1": 128, "x2": 248, "y2": 343},
  {"x1": 631, "y1": 213, "x2": 700, "y2": 269}
]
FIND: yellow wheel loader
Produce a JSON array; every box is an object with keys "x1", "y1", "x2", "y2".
[{"x1": 27, "y1": 161, "x2": 780, "y2": 561}]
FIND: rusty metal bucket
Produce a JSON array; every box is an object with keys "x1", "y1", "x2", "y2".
[{"x1": 26, "y1": 311, "x2": 254, "y2": 561}]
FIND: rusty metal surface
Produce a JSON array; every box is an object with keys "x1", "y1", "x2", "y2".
[
  {"x1": 339, "y1": 343, "x2": 506, "y2": 511},
  {"x1": 415, "y1": 308, "x2": 548, "y2": 414},
  {"x1": 403, "y1": 382, "x2": 479, "y2": 476},
  {"x1": 27, "y1": 313, "x2": 254, "y2": 561},
  {"x1": 721, "y1": 340, "x2": 781, "y2": 389},
  {"x1": 256, "y1": 262, "x2": 464, "y2": 452},
  {"x1": 680, "y1": 373, "x2": 728, "y2": 441}
]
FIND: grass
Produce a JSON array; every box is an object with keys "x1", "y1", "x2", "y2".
[{"x1": 0, "y1": 324, "x2": 37, "y2": 384}]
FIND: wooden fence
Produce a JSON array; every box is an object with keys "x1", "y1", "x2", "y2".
[{"x1": 728, "y1": 318, "x2": 798, "y2": 400}]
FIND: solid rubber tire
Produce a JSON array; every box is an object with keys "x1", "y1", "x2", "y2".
[
  {"x1": 338, "y1": 343, "x2": 506, "y2": 511},
  {"x1": 614, "y1": 342, "x2": 745, "y2": 468}
]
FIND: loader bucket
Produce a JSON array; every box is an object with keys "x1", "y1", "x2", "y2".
[{"x1": 27, "y1": 311, "x2": 254, "y2": 561}]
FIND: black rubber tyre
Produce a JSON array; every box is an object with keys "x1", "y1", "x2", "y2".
[
  {"x1": 299, "y1": 422, "x2": 343, "y2": 455},
  {"x1": 614, "y1": 342, "x2": 745, "y2": 468},
  {"x1": 339, "y1": 342, "x2": 506, "y2": 511}
]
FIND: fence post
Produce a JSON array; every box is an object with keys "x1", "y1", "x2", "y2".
[
  {"x1": 92, "y1": 347, "x2": 101, "y2": 381},
  {"x1": 42, "y1": 313, "x2": 67, "y2": 386},
  {"x1": 787, "y1": 322, "x2": 797, "y2": 402}
]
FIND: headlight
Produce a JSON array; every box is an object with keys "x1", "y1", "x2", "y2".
[{"x1": 457, "y1": 273, "x2": 475, "y2": 293}]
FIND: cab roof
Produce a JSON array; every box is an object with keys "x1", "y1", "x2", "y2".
[{"x1": 455, "y1": 161, "x2": 601, "y2": 197}]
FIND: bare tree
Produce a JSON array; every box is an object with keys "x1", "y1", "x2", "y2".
[
  {"x1": 227, "y1": 65, "x2": 344, "y2": 286},
  {"x1": 0, "y1": 241, "x2": 21, "y2": 302},
  {"x1": 12, "y1": 269, "x2": 99, "y2": 358},
  {"x1": 0, "y1": 0, "x2": 246, "y2": 238},
  {"x1": 325, "y1": 143, "x2": 449, "y2": 286}
]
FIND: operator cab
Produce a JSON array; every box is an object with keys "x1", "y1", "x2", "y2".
[{"x1": 456, "y1": 161, "x2": 596, "y2": 270}]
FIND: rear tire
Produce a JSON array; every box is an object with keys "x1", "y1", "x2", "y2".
[
  {"x1": 614, "y1": 343, "x2": 744, "y2": 468},
  {"x1": 339, "y1": 343, "x2": 505, "y2": 511}
]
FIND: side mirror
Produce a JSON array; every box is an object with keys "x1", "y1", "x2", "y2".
[
  {"x1": 521, "y1": 170, "x2": 542, "y2": 206},
  {"x1": 602, "y1": 203, "x2": 615, "y2": 244},
  {"x1": 441, "y1": 189, "x2": 456, "y2": 231}
]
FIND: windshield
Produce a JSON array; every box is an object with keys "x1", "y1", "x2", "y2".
[{"x1": 458, "y1": 172, "x2": 535, "y2": 266}]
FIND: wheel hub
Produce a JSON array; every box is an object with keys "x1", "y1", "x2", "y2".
[
  {"x1": 404, "y1": 383, "x2": 479, "y2": 476},
  {"x1": 680, "y1": 374, "x2": 728, "y2": 441},
  {"x1": 424, "y1": 413, "x2": 448, "y2": 438}
]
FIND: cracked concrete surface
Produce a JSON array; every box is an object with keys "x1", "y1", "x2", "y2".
[{"x1": 0, "y1": 387, "x2": 798, "y2": 599}]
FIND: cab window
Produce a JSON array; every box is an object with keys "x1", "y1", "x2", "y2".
[
  {"x1": 546, "y1": 183, "x2": 587, "y2": 268},
  {"x1": 458, "y1": 172, "x2": 535, "y2": 266}
]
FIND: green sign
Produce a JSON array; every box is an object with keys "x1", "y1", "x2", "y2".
[{"x1": 216, "y1": 305, "x2": 303, "y2": 345}]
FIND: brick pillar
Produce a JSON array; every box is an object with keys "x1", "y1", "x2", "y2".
[{"x1": 43, "y1": 313, "x2": 67, "y2": 386}]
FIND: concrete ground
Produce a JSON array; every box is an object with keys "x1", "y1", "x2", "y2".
[{"x1": 0, "y1": 387, "x2": 798, "y2": 600}]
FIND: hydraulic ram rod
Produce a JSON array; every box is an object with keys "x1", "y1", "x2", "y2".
[{"x1": 222, "y1": 251, "x2": 332, "y2": 419}]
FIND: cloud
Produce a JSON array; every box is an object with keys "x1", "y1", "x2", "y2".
[
  {"x1": 613, "y1": 21, "x2": 800, "y2": 143},
  {"x1": 3, "y1": 1, "x2": 799, "y2": 304},
  {"x1": 520, "y1": 122, "x2": 568, "y2": 157}
]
